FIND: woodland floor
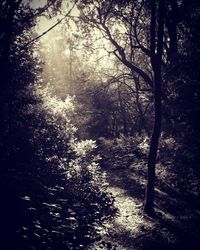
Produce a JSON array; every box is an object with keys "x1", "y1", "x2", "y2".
[{"x1": 89, "y1": 158, "x2": 200, "y2": 250}]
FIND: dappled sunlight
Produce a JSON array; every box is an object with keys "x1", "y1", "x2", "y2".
[
  {"x1": 96, "y1": 136, "x2": 200, "y2": 249},
  {"x1": 1, "y1": 0, "x2": 200, "y2": 249},
  {"x1": 90, "y1": 183, "x2": 179, "y2": 249},
  {"x1": 108, "y1": 186, "x2": 144, "y2": 233}
]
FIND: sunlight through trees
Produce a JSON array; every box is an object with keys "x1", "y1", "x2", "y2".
[{"x1": 1, "y1": 0, "x2": 200, "y2": 249}]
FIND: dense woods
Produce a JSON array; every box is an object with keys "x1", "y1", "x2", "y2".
[{"x1": 0, "y1": 0, "x2": 200, "y2": 249}]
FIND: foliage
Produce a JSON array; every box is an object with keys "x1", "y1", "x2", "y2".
[
  {"x1": 0, "y1": 2, "x2": 117, "y2": 248},
  {"x1": 1, "y1": 0, "x2": 200, "y2": 248},
  {"x1": 97, "y1": 135, "x2": 148, "y2": 170},
  {"x1": 1, "y1": 84, "x2": 116, "y2": 250},
  {"x1": 162, "y1": 0, "x2": 200, "y2": 176}
]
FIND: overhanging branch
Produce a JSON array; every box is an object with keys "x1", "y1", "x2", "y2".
[
  {"x1": 100, "y1": 22, "x2": 153, "y2": 88},
  {"x1": 21, "y1": 1, "x2": 77, "y2": 50}
]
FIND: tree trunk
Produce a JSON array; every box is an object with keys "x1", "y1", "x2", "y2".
[
  {"x1": 144, "y1": 64, "x2": 162, "y2": 216},
  {"x1": 134, "y1": 76, "x2": 150, "y2": 137},
  {"x1": 144, "y1": 0, "x2": 164, "y2": 216}
]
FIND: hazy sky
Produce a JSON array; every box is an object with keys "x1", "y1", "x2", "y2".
[
  {"x1": 30, "y1": 0, "x2": 47, "y2": 9},
  {"x1": 31, "y1": 0, "x2": 116, "y2": 87}
]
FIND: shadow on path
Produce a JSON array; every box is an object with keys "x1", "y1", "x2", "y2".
[{"x1": 99, "y1": 163, "x2": 200, "y2": 250}]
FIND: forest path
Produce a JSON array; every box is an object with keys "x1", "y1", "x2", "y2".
[
  {"x1": 89, "y1": 166, "x2": 163, "y2": 250},
  {"x1": 90, "y1": 163, "x2": 200, "y2": 250},
  {"x1": 101, "y1": 167, "x2": 171, "y2": 250}
]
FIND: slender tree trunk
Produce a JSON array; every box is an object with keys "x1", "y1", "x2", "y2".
[
  {"x1": 134, "y1": 76, "x2": 150, "y2": 137},
  {"x1": 144, "y1": 0, "x2": 164, "y2": 216},
  {"x1": 144, "y1": 64, "x2": 162, "y2": 215}
]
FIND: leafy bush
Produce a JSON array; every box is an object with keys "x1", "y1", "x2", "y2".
[
  {"x1": 97, "y1": 135, "x2": 148, "y2": 170},
  {"x1": 1, "y1": 85, "x2": 116, "y2": 250}
]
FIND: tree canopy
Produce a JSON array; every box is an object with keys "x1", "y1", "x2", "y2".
[{"x1": 1, "y1": 0, "x2": 200, "y2": 249}]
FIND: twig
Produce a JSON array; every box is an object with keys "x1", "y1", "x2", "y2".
[{"x1": 21, "y1": 1, "x2": 77, "y2": 50}]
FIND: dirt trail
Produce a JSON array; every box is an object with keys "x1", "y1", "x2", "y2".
[
  {"x1": 89, "y1": 165, "x2": 200, "y2": 250},
  {"x1": 89, "y1": 168, "x2": 159, "y2": 250}
]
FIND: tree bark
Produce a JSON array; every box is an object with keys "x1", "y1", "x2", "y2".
[
  {"x1": 144, "y1": 0, "x2": 164, "y2": 216},
  {"x1": 134, "y1": 76, "x2": 150, "y2": 137},
  {"x1": 144, "y1": 63, "x2": 162, "y2": 216}
]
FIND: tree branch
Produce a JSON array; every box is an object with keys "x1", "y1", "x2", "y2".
[
  {"x1": 133, "y1": 0, "x2": 152, "y2": 57},
  {"x1": 21, "y1": 1, "x2": 77, "y2": 50},
  {"x1": 101, "y1": 22, "x2": 153, "y2": 88}
]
